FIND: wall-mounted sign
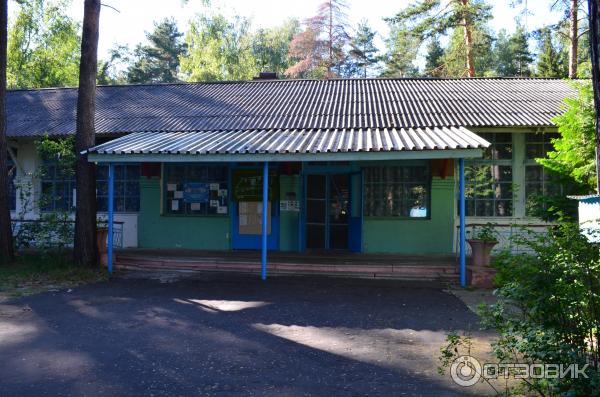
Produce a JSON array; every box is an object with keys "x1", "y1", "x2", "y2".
[
  {"x1": 280, "y1": 200, "x2": 300, "y2": 212},
  {"x1": 183, "y1": 182, "x2": 210, "y2": 203}
]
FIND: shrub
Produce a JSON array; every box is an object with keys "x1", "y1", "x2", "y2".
[{"x1": 481, "y1": 222, "x2": 600, "y2": 396}]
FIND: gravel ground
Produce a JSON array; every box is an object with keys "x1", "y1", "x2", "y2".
[{"x1": 0, "y1": 273, "x2": 497, "y2": 396}]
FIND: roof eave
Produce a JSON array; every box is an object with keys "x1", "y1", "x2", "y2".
[{"x1": 87, "y1": 148, "x2": 484, "y2": 163}]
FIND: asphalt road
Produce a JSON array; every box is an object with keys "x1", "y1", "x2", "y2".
[{"x1": 0, "y1": 273, "x2": 493, "y2": 396}]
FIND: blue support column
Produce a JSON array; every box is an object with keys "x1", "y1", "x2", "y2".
[
  {"x1": 261, "y1": 162, "x2": 269, "y2": 280},
  {"x1": 107, "y1": 163, "x2": 115, "y2": 275},
  {"x1": 459, "y1": 158, "x2": 466, "y2": 288}
]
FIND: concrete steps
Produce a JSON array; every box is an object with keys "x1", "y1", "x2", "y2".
[{"x1": 114, "y1": 254, "x2": 459, "y2": 282}]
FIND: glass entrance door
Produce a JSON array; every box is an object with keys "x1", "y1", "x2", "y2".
[{"x1": 305, "y1": 174, "x2": 349, "y2": 250}]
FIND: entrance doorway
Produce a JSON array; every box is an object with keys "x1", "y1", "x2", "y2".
[{"x1": 306, "y1": 174, "x2": 349, "y2": 250}]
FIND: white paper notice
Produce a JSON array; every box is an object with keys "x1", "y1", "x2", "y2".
[
  {"x1": 239, "y1": 202, "x2": 248, "y2": 212},
  {"x1": 190, "y1": 203, "x2": 201, "y2": 211},
  {"x1": 210, "y1": 183, "x2": 219, "y2": 190},
  {"x1": 171, "y1": 200, "x2": 179, "y2": 211},
  {"x1": 174, "y1": 191, "x2": 183, "y2": 199},
  {"x1": 210, "y1": 200, "x2": 218, "y2": 207},
  {"x1": 217, "y1": 206, "x2": 227, "y2": 214},
  {"x1": 239, "y1": 214, "x2": 248, "y2": 226},
  {"x1": 167, "y1": 183, "x2": 177, "y2": 192}
]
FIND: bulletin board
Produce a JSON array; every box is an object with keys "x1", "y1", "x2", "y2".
[{"x1": 238, "y1": 201, "x2": 271, "y2": 235}]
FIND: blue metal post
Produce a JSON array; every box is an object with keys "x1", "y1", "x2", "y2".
[
  {"x1": 459, "y1": 158, "x2": 466, "y2": 288},
  {"x1": 107, "y1": 163, "x2": 114, "y2": 275},
  {"x1": 261, "y1": 162, "x2": 269, "y2": 280}
]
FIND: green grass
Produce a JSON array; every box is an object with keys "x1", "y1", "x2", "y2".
[{"x1": 0, "y1": 253, "x2": 108, "y2": 299}]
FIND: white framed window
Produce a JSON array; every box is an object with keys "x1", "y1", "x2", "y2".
[
  {"x1": 464, "y1": 133, "x2": 513, "y2": 217},
  {"x1": 524, "y1": 132, "x2": 563, "y2": 216}
]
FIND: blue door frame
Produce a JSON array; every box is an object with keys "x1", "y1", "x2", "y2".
[
  {"x1": 230, "y1": 164, "x2": 280, "y2": 250},
  {"x1": 300, "y1": 164, "x2": 362, "y2": 252}
]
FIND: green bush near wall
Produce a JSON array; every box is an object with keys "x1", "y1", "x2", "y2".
[
  {"x1": 362, "y1": 177, "x2": 455, "y2": 254},
  {"x1": 138, "y1": 177, "x2": 230, "y2": 250}
]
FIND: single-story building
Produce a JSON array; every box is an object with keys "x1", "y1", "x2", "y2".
[{"x1": 5, "y1": 77, "x2": 575, "y2": 282}]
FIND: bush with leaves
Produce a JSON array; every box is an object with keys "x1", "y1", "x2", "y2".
[{"x1": 478, "y1": 223, "x2": 600, "y2": 396}]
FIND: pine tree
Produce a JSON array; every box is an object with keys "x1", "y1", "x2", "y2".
[
  {"x1": 388, "y1": 0, "x2": 492, "y2": 77},
  {"x1": 285, "y1": 0, "x2": 351, "y2": 78},
  {"x1": 493, "y1": 27, "x2": 533, "y2": 77},
  {"x1": 424, "y1": 37, "x2": 444, "y2": 77},
  {"x1": 535, "y1": 27, "x2": 565, "y2": 77},
  {"x1": 127, "y1": 18, "x2": 187, "y2": 84},
  {"x1": 73, "y1": 0, "x2": 100, "y2": 267},
  {"x1": 346, "y1": 20, "x2": 379, "y2": 78},
  {"x1": 381, "y1": 22, "x2": 419, "y2": 77},
  {"x1": 0, "y1": 0, "x2": 13, "y2": 264},
  {"x1": 510, "y1": 26, "x2": 533, "y2": 76},
  {"x1": 443, "y1": 24, "x2": 494, "y2": 77}
]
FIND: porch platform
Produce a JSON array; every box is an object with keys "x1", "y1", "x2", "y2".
[{"x1": 114, "y1": 250, "x2": 459, "y2": 282}]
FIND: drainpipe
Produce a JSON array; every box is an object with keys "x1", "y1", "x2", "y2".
[
  {"x1": 107, "y1": 163, "x2": 114, "y2": 275},
  {"x1": 459, "y1": 158, "x2": 466, "y2": 288},
  {"x1": 261, "y1": 161, "x2": 269, "y2": 280}
]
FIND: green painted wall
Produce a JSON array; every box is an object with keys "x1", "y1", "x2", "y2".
[
  {"x1": 138, "y1": 177, "x2": 230, "y2": 249},
  {"x1": 279, "y1": 174, "x2": 300, "y2": 251},
  {"x1": 363, "y1": 177, "x2": 455, "y2": 254},
  {"x1": 137, "y1": 172, "x2": 456, "y2": 254}
]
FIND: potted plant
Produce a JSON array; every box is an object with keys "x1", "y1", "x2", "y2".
[
  {"x1": 466, "y1": 223, "x2": 498, "y2": 288},
  {"x1": 466, "y1": 223, "x2": 498, "y2": 267}
]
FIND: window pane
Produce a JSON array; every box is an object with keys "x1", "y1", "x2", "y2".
[
  {"x1": 525, "y1": 164, "x2": 564, "y2": 216},
  {"x1": 363, "y1": 165, "x2": 430, "y2": 218},
  {"x1": 96, "y1": 165, "x2": 108, "y2": 180},
  {"x1": 464, "y1": 135, "x2": 513, "y2": 217}
]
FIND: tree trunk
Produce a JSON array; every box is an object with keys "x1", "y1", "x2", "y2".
[
  {"x1": 0, "y1": 0, "x2": 14, "y2": 264},
  {"x1": 588, "y1": 0, "x2": 600, "y2": 193},
  {"x1": 74, "y1": 0, "x2": 101, "y2": 267},
  {"x1": 569, "y1": 0, "x2": 579, "y2": 79},
  {"x1": 328, "y1": 0, "x2": 333, "y2": 78},
  {"x1": 461, "y1": 0, "x2": 475, "y2": 77}
]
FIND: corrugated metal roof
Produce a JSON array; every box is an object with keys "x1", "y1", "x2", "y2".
[
  {"x1": 7, "y1": 78, "x2": 575, "y2": 137},
  {"x1": 86, "y1": 127, "x2": 489, "y2": 157},
  {"x1": 567, "y1": 194, "x2": 600, "y2": 200}
]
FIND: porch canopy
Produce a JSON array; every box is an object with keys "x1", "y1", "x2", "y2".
[
  {"x1": 85, "y1": 125, "x2": 489, "y2": 285},
  {"x1": 85, "y1": 126, "x2": 489, "y2": 163}
]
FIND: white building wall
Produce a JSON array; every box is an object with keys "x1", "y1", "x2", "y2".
[{"x1": 9, "y1": 138, "x2": 139, "y2": 248}]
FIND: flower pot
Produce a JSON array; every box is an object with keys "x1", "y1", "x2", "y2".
[
  {"x1": 466, "y1": 239, "x2": 498, "y2": 288},
  {"x1": 96, "y1": 227, "x2": 109, "y2": 266},
  {"x1": 466, "y1": 239, "x2": 498, "y2": 267},
  {"x1": 96, "y1": 228, "x2": 108, "y2": 253}
]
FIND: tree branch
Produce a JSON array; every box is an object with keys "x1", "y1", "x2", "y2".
[{"x1": 101, "y1": 3, "x2": 120, "y2": 13}]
